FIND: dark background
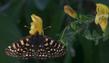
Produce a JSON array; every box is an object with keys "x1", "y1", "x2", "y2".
[{"x1": 0, "y1": 0, "x2": 109, "y2": 63}]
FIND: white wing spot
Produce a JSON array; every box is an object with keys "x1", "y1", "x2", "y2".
[
  {"x1": 20, "y1": 48, "x2": 23, "y2": 51},
  {"x1": 16, "y1": 43, "x2": 20, "y2": 47},
  {"x1": 8, "y1": 46, "x2": 11, "y2": 49},
  {"x1": 26, "y1": 38, "x2": 29, "y2": 42},
  {"x1": 57, "y1": 44, "x2": 60, "y2": 48},
  {"x1": 26, "y1": 54, "x2": 28, "y2": 56},
  {"x1": 50, "y1": 49, "x2": 53, "y2": 51},
  {"x1": 42, "y1": 54, "x2": 45, "y2": 57},
  {"x1": 44, "y1": 43, "x2": 48, "y2": 46},
  {"x1": 20, "y1": 40, "x2": 24, "y2": 45},
  {"x1": 45, "y1": 38, "x2": 48, "y2": 42},
  {"x1": 12, "y1": 43, "x2": 16, "y2": 49},
  {"x1": 31, "y1": 45, "x2": 34, "y2": 47},
  {"x1": 17, "y1": 49, "x2": 20, "y2": 51},
  {"x1": 50, "y1": 40, "x2": 54, "y2": 45},
  {"x1": 26, "y1": 43, "x2": 30, "y2": 46},
  {"x1": 54, "y1": 49, "x2": 56, "y2": 51},
  {"x1": 54, "y1": 43, "x2": 57, "y2": 47},
  {"x1": 39, "y1": 55, "x2": 41, "y2": 57}
]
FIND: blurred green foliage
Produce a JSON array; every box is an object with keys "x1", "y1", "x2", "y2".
[{"x1": 0, "y1": 0, "x2": 109, "y2": 63}]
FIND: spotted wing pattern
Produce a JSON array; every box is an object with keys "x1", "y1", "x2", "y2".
[
  {"x1": 5, "y1": 35, "x2": 66, "y2": 59},
  {"x1": 5, "y1": 36, "x2": 35, "y2": 59},
  {"x1": 34, "y1": 36, "x2": 66, "y2": 59}
]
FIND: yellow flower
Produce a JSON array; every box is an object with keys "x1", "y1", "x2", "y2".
[
  {"x1": 64, "y1": 5, "x2": 77, "y2": 19},
  {"x1": 99, "y1": 16, "x2": 108, "y2": 32},
  {"x1": 29, "y1": 14, "x2": 44, "y2": 35},
  {"x1": 95, "y1": 3, "x2": 109, "y2": 32}
]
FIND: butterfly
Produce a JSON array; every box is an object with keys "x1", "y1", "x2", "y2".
[
  {"x1": 5, "y1": 14, "x2": 66, "y2": 60},
  {"x1": 95, "y1": 3, "x2": 109, "y2": 32}
]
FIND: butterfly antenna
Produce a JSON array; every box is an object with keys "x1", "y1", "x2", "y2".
[{"x1": 44, "y1": 26, "x2": 52, "y2": 30}]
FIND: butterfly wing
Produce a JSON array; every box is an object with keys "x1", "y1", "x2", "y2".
[
  {"x1": 5, "y1": 35, "x2": 66, "y2": 60},
  {"x1": 34, "y1": 36, "x2": 66, "y2": 59},
  {"x1": 5, "y1": 36, "x2": 35, "y2": 59}
]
